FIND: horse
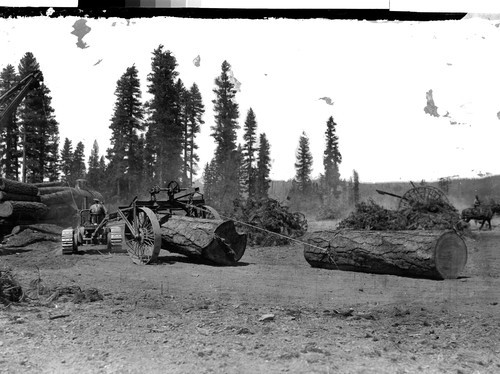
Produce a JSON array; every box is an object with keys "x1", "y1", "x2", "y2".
[{"x1": 461, "y1": 206, "x2": 494, "y2": 230}]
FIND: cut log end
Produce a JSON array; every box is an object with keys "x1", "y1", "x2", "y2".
[{"x1": 434, "y1": 232, "x2": 467, "y2": 279}]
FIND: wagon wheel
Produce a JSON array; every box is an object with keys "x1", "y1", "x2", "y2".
[
  {"x1": 124, "y1": 207, "x2": 161, "y2": 265},
  {"x1": 398, "y1": 186, "x2": 450, "y2": 210},
  {"x1": 198, "y1": 205, "x2": 221, "y2": 220},
  {"x1": 167, "y1": 180, "x2": 181, "y2": 194}
]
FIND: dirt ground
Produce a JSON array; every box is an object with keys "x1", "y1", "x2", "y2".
[{"x1": 0, "y1": 218, "x2": 499, "y2": 374}]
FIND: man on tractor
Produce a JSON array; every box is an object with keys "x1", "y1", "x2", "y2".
[{"x1": 89, "y1": 198, "x2": 106, "y2": 225}]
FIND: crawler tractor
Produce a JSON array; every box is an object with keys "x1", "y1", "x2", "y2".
[{"x1": 61, "y1": 208, "x2": 122, "y2": 254}]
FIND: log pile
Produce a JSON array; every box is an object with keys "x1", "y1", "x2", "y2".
[
  {"x1": 0, "y1": 177, "x2": 103, "y2": 237},
  {"x1": 232, "y1": 198, "x2": 308, "y2": 246}
]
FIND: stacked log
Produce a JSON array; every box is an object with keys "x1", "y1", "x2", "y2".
[
  {"x1": 0, "y1": 178, "x2": 41, "y2": 234},
  {"x1": 0, "y1": 178, "x2": 103, "y2": 234}
]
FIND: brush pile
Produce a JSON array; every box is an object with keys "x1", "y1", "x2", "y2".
[
  {"x1": 232, "y1": 198, "x2": 308, "y2": 246},
  {"x1": 337, "y1": 199, "x2": 460, "y2": 231},
  {"x1": 0, "y1": 268, "x2": 23, "y2": 304}
]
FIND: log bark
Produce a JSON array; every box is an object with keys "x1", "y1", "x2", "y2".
[
  {"x1": 0, "y1": 191, "x2": 41, "y2": 202},
  {"x1": 303, "y1": 229, "x2": 467, "y2": 280},
  {"x1": 41, "y1": 203, "x2": 78, "y2": 224},
  {"x1": 0, "y1": 201, "x2": 49, "y2": 221},
  {"x1": 0, "y1": 178, "x2": 39, "y2": 196},
  {"x1": 40, "y1": 189, "x2": 104, "y2": 207},
  {"x1": 1, "y1": 229, "x2": 60, "y2": 247},
  {"x1": 33, "y1": 181, "x2": 66, "y2": 188},
  {"x1": 160, "y1": 215, "x2": 247, "y2": 265},
  {"x1": 38, "y1": 186, "x2": 70, "y2": 195},
  {"x1": 11, "y1": 223, "x2": 63, "y2": 236}
]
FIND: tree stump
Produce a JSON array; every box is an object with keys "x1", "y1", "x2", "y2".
[
  {"x1": 304, "y1": 230, "x2": 467, "y2": 280},
  {"x1": 160, "y1": 215, "x2": 247, "y2": 265}
]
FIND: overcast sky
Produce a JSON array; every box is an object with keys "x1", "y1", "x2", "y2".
[{"x1": 1, "y1": 14, "x2": 500, "y2": 183}]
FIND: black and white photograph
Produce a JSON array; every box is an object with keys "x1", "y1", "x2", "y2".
[{"x1": 0, "y1": 3, "x2": 499, "y2": 373}]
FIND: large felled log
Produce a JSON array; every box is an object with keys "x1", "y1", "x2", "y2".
[
  {"x1": 304, "y1": 230, "x2": 467, "y2": 280},
  {"x1": 160, "y1": 215, "x2": 247, "y2": 265},
  {"x1": 10, "y1": 223, "x2": 63, "y2": 236},
  {"x1": 0, "y1": 201, "x2": 49, "y2": 221},
  {"x1": 0, "y1": 191, "x2": 41, "y2": 202},
  {"x1": 1, "y1": 229, "x2": 60, "y2": 247},
  {"x1": 40, "y1": 188, "x2": 104, "y2": 207},
  {"x1": 0, "y1": 178, "x2": 39, "y2": 196},
  {"x1": 41, "y1": 203, "x2": 78, "y2": 224},
  {"x1": 38, "y1": 186, "x2": 71, "y2": 195},
  {"x1": 33, "y1": 181, "x2": 66, "y2": 188}
]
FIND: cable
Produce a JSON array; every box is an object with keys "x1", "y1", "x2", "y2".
[{"x1": 176, "y1": 201, "x2": 339, "y2": 268}]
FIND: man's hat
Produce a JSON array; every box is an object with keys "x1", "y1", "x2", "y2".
[{"x1": 93, "y1": 198, "x2": 100, "y2": 202}]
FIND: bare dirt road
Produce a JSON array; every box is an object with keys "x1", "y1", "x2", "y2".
[{"x1": 0, "y1": 219, "x2": 499, "y2": 374}]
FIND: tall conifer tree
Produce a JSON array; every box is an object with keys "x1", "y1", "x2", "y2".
[
  {"x1": 107, "y1": 65, "x2": 144, "y2": 197},
  {"x1": 323, "y1": 116, "x2": 342, "y2": 197},
  {"x1": 18, "y1": 52, "x2": 59, "y2": 183},
  {"x1": 0, "y1": 64, "x2": 20, "y2": 179}
]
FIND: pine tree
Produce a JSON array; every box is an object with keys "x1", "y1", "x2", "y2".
[
  {"x1": 185, "y1": 83, "x2": 204, "y2": 186},
  {"x1": 352, "y1": 170, "x2": 360, "y2": 205},
  {"x1": 242, "y1": 108, "x2": 258, "y2": 198},
  {"x1": 323, "y1": 116, "x2": 342, "y2": 198},
  {"x1": 202, "y1": 160, "x2": 217, "y2": 202},
  {"x1": 107, "y1": 65, "x2": 144, "y2": 197},
  {"x1": 60, "y1": 138, "x2": 73, "y2": 185},
  {"x1": 0, "y1": 64, "x2": 20, "y2": 180},
  {"x1": 145, "y1": 45, "x2": 182, "y2": 186},
  {"x1": 176, "y1": 78, "x2": 189, "y2": 185},
  {"x1": 71, "y1": 141, "x2": 86, "y2": 185},
  {"x1": 209, "y1": 60, "x2": 241, "y2": 211},
  {"x1": 294, "y1": 132, "x2": 313, "y2": 194},
  {"x1": 87, "y1": 140, "x2": 102, "y2": 190},
  {"x1": 18, "y1": 52, "x2": 59, "y2": 183},
  {"x1": 255, "y1": 133, "x2": 271, "y2": 199}
]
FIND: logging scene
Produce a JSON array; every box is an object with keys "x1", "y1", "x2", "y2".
[{"x1": 1, "y1": 13, "x2": 500, "y2": 374}]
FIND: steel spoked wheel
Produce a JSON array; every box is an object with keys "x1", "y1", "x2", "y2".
[
  {"x1": 398, "y1": 186, "x2": 450, "y2": 210},
  {"x1": 125, "y1": 207, "x2": 161, "y2": 265},
  {"x1": 199, "y1": 205, "x2": 221, "y2": 220}
]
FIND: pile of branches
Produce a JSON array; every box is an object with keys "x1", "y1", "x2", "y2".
[
  {"x1": 338, "y1": 199, "x2": 460, "y2": 231},
  {"x1": 0, "y1": 268, "x2": 23, "y2": 305},
  {"x1": 232, "y1": 198, "x2": 308, "y2": 246}
]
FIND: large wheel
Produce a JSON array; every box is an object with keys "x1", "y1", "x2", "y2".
[
  {"x1": 199, "y1": 205, "x2": 221, "y2": 220},
  {"x1": 398, "y1": 186, "x2": 450, "y2": 210},
  {"x1": 124, "y1": 207, "x2": 161, "y2": 265}
]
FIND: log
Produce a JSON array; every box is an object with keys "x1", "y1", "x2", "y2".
[
  {"x1": 0, "y1": 178, "x2": 39, "y2": 196},
  {"x1": 41, "y1": 204, "x2": 78, "y2": 224},
  {"x1": 38, "y1": 186, "x2": 70, "y2": 195},
  {"x1": 11, "y1": 223, "x2": 63, "y2": 236},
  {"x1": 303, "y1": 230, "x2": 467, "y2": 280},
  {"x1": 1, "y1": 229, "x2": 60, "y2": 247},
  {"x1": 40, "y1": 189, "x2": 104, "y2": 207},
  {"x1": 160, "y1": 215, "x2": 247, "y2": 265},
  {"x1": 0, "y1": 191, "x2": 41, "y2": 202},
  {"x1": 33, "y1": 181, "x2": 66, "y2": 188},
  {"x1": 0, "y1": 201, "x2": 49, "y2": 221}
]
